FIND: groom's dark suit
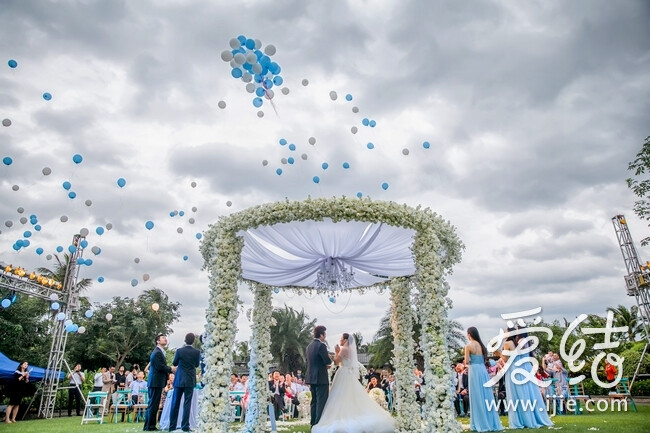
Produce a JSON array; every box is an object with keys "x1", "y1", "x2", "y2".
[{"x1": 305, "y1": 337, "x2": 332, "y2": 426}]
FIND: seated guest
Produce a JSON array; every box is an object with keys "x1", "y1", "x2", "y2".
[
  {"x1": 229, "y1": 373, "x2": 244, "y2": 392},
  {"x1": 268, "y1": 370, "x2": 285, "y2": 420},
  {"x1": 284, "y1": 373, "x2": 300, "y2": 418},
  {"x1": 366, "y1": 375, "x2": 380, "y2": 392},
  {"x1": 453, "y1": 363, "x2": 469, "y2": 416},
  {"x1": 130, "y1": 371, "x2": 147, "y2": 405}
]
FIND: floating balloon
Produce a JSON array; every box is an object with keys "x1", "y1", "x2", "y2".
[
  {"x1": 11, "y1": 185, "x2": 19, "y2": 191},
  {"x1": 362, "y1": 118, "x2": 369, "y2": 126},
  {"x1": 51, "y1": 302, "x2": 60, "y2": 310},
  {"x1": 279, "y1": 138, "x2": 287, "y2": 145},
  {"x1": 301, "y1": 153, "x2": 308, "y2": 160},
  {"x1": 381, "y1": 182, "x2": 389, "y2": 190},
  {"x1": 62, "y1": 181, "x2": 71, "y2": 190},
  {"x1": 49, "y1": 293, "x2": 59, "y2": 301},
  {"x1": 105, "y1": 313, "x2": 112, "y2": 321},
  {"x1": 68, "y1": 191, "x2": 76, "y2": 199},
  {"x1": 217, "y1": 100, "x2": 226, "y2": 109},
  {"x1": 131, "y1": 279, "x2": 138, "y2": 287},
  {"x1": 226, "y1": 201, "x2": 232, "y2": 207},
  {"x1": 17, "y1": 207, "x2": 24, "y2": 214},
  {"x1": 342, "y1": 162, "x2": 350, "y2": 169},
  {"x1": 329, "y1": 91, "x2": 338, "y2": 101},
  {"x1": 302, "y1": 79, "x2": 309, "y2": 86},
  {"x1": 56, "y1": 246, "x2": 63, "y2": 252},
  {"x1": 8, "y1": 59, "x2": 17, "y2": 68},
  {"x1": 264, "y1": 44, "x2": 276, "y2": 55},
  {"x1": 80, "y1": 228, "x2": 89, "y2": 237},
  {"x1": 116, "y1": 178, "x2": 126, "y2": 188},
  {"x1": 2, "y1": 119, "x2": 11, "y2": 127},
  {"x1": 288, "y1": 157, "x2": 294, "y2": 164},
  {"x1": 46, "y1": 254, "x2": 52, "y2": 260},
  {"x1": 281, "y1": 87, "x2": 290, "y2": 95},
  {"x1": 143, "y1": 273, "x2": 150, "y2": 281},
  {"x1": 34, "y1": 224, "x2": 41, "y2": 231},
  {"x1": 257, "y1": 110, "x2": 264, "y2": 118},
  {"x1": 105, "y1": 223, "x2": 113, "y2": 230},
  {"x1": 72, "y1": 154, "x2": 83, "y2": 164},
  {"x1": 85, "y1": 200, "x2": 92, "y2": 206},
  {"x1": 281, "y1": 158, "x2": 287, "y2": 164},
  {"x1": 19, "y1": 217, "x2": 27, "y2": 224},
  {"x1": 77, "y1": 326, "x2": 86, "y2": 334},
  {"x1": 313, "y1": 176, "x2": 320, "y2": 184},
  {"x1": 288, "y1": 144, "x2": 296, "y2": 151},
  {"x1": 56, "y1": 312, "x2": 66, "y2": 321},
  {"x1": 151, "y1": 302, "x2": 160, "y2": 312},
  {"x1": 262, "y1": 160, "x2": 268, "y2": 166},
  {"x1": 4, "y1": 221, "x2": 12, "y2": 228},
  {"x1": 177, "y1": 227, "x2": 183, "y2": 234},
  {"x1": 76, "y1": 258, "x2": 85, "y2": 265},
  {"x1": 191, "y1": 206, "x2": 198, "y2": 212},
  {"x1": 134, "y1": 257, "x2": 140, "y2": 263},
  {"x1": 351, "y1": 126, "x2": 358, "y2": 134},
  {"x1": 322, "y1": 162, "x2": 329, "y2": 170},
  {"x1": 85, "y1": 309, "x2": 94, "y2": 318},
  {"x1": 369, "y1": 120, "x2": 376, "y2": 127},
  {"x1": 35, "y1": 247, "x2": 43, "y2": 255},
  {"x1": 3, "y1": 156, "x2": 13, "y2": 165},
  {"x1": 308, "y1": 137, "x2": 316, "y2": 145},
  {"x1": 68, "y1": 245, "x2": 76, "y2": 253},
  {"x1": 98, "y1": 276, "x2": 104, "y2": 283},
  {"x1": 145, "y1": 220, "x2": 154, "y2": 230},
  {"x1": 91, "y1": 246, "x2": 101, "y2": 255},
  {"x1": 423, "y1": 141, "x2": 430, "y2": 149},
  {"x1": 402, "y1": 148, "x2": 410, "y2": 155},
  {"x1": 346, "y1": 94, "x2": 353, "y2": 101},
  {"x1": 85, "y1": 258, "x2": 93, "y2": 266},
  {"x1": 352, "y1": 106, "x2": 359, "y2": 113},
  {"x1": 191, "y1": 181, "x2": 197, "y2": 188},
  {"x1": 188, "y1": 218, "x2": 195, "y2": 224},
  {"x1": 329, "y1": 297, "x2": 336, "y2": 303},
  {"x1": 367, "y1": 142, "x2": 374, "y2": 149},
  {"x1": 1, "y1": 299, "x2": 11, "y2": 309},
  {"x1": 276, "y1": 168, "x2": 282, "y2": 175},
  {"x1": 183, "y1": 255, "x2": 189, "y2": 261},
  {"x1": 356, "y1": 192, "x2": 363, "y2": 198},
  {"x1": 42, "y1": 167, "x2": 51, "y2": 175},
  {"x1": 60, "y1": 215, "x2": 68, "y2": 223}
]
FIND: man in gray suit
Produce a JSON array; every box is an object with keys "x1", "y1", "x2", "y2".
[
  {"x1": 169, "y1": 333, "x2": 201, "y2": 432},
  {"x1": 305, "y1": 325, "x2": 332, "y2": 428}
]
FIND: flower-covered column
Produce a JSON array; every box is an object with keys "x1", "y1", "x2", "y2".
[
  {"x1": 245, "y1": 283, "x2": 273, "y2": 433},
  {"x1": 415, "y1": 233, "x2": 461, "y2": 433},
  {"x1": 390, "y1": 278, "x2": 421, "y2": 433},
  {"x1": 199, "y1": 226, "x2": 242, "y2": 433}
]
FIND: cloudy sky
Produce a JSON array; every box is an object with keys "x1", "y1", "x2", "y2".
[{"x1": 1, "y1": 0, "x2": 649, "y2": 353}]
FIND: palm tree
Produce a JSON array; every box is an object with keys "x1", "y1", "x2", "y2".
[
  {"x1": 269, "y1": 305, "x2": 316, "y2": 373},
  {"x1": 37, "y1": 253, "x2": 92, "y2": 293},
  {"x1": 607, "y1": 304, "x2": 644, "y2": 342}
]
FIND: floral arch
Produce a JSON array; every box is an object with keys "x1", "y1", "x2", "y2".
[{"x1": 198, "y1": 196, "x2": 464, "y2": 433}]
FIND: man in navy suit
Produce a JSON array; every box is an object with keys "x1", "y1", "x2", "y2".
[
  {"x1": 305, "y1": 325, "x2": 332, "y2": 427},
  {"x1": 168, "y1": 333, "x2": 201, "y2": 432},
  {"x1": 144, "y1": 333, "x2": 176, "y2": 431}
]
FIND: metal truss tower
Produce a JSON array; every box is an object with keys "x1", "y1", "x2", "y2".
[{"x1": 612, "y1": 215, "x2": 650, "y2": 390}]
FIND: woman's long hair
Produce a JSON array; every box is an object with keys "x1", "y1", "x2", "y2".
[{"x1": 467, "y1": 327, "x2": 489, "y2": 366}]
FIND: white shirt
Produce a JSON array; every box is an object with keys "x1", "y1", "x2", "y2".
[
  {"x1": 230, "y1": 382, "x2": 244, "y2": 392},
  {"x1": 130, "y1": 379, "x2": 147, "y2": 396},
  {"x1": 93, "y1": 372, "x2": 104, "y2": 387},
  {"x1": 69, "y1": 371, "x2": 85, "y2": 385}
]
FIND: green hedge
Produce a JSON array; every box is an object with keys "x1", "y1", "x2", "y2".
[{"x1": 582, "y1": 378, "x2": 650, "y2": 396}]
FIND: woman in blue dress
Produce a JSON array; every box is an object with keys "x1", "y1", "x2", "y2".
[
  {"x1": 497, "y1": 327, "x2": 553, "y2": 429},
  {"x1": 464, "y1": 327, "x2": 503, "y2": 432}
]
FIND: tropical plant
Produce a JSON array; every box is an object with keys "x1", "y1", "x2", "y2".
[
  {"x1": 607, "y1": 304, "x2": 644, "y2": 342},
  {"x1": 627, "y1": 135, "x2": 650, "y2": 245},
  {"x1": 269, "y1": 305, "x2": 316, "y2": 373}
]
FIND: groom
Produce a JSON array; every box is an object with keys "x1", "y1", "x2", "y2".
[{"x1": 305, "y1": 325, "x2": 332, "y2": 428}]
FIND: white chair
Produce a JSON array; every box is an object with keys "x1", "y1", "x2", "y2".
[{"x1": 81, "y1": 391, "x2": 108, "y2": 425}]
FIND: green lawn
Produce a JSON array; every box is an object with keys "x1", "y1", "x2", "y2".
[{"x1": 4, "y1": 405, "x2": 649, "y2": 432}]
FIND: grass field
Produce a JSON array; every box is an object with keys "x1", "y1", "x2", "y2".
[{"x1": 3, "y1": 405, "x2": 648, "y2": 432}]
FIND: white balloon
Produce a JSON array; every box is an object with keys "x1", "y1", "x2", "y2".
[
  {"x1": 262, "y1": 160, "x2": 268, "y2": 166},
  {"x1": 246, "y1": 52, "x2": 257, "y2": 64},
  {"x1": 218, "y1": 100, "x2": 226, "y2": 109},
  {"x1": 229, "y1": 38, "x2": 240, "y2": 49},
  {"x1": 351, "y1": 126, "x2": 358, "y2": 134},
  {"x1": 143, "y1": 273, "x2": 150, "y2": 281},
  {"x1": 220, "y1": 50, "x2": 233, "y2": 62},
  {"x1": 329, "y1": 91, "x2": 338, "y2": 101},
  {"x1": 281, "y1": 87, "x2": 290, "y2": 95},
  {"x1": 152, "y1": 303, "x2": 160, "y2": 312},
  {"x1": 252, "y1": 63, "x2": 262, "y2": 74},
  {"x1": 233, "y1": 53, "x2": 246, "y2": 65},
  {"x1": 264, "y1": 44, "x2": 276, "y2": 56},
  {"x1": 302, "y1": 79, "x2": 309, "y2": 86},
  {"x1": 105, "y1": 313, "x2": 113, "y2": 321},
  {"x1": 246, "y1": 83, "x2": 256, "y2": 93},
  {"x1": 352, "y1": 106, "x2": 359, "y2": 113},
  {"x1": 49, "y1": 293, "x2": 59, "y2": 301},
  {"x1": 42, "y1": 167, "x2": 52, "y2": 175},
  {"x1": 254, "y1": 39, "x2": 262, "y2": 50},
  {"x1": 308, "y1": 137, "x2": 316, "y2": 145},
  {"x1": 242, "y1": 72, "x2": 252, "y2": 83},
  {"x1": 80, "y1": 228, "x2": 89, "y2": 237},
  {"x1": 177, "y1": 227, "x2": 183, "y2": 234},
  {"x1": 257, "y1": 110, "x2": 264, "y2": 118},
  {"x1": 77, "y1": 326, "x2": 86, "y2": 334}
]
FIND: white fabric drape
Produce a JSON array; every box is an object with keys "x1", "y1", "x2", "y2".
[{"x1": 238, "y1": 219, "x2": 416, "y2": 289}]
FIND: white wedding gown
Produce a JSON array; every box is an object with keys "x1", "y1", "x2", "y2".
[{"x1": 312, "y1": 338, "x2": 396, "y2": 433}]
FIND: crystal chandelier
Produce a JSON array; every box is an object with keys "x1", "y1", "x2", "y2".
[{"x1": 315, "y1": 257, "x2": 354, "y2": 295}]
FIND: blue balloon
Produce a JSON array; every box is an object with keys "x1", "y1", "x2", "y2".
[
  {"x1": 68, "y1": 191, "x2": 76, "y2": 199},
  {"x1": 145, "y1": 221, "x2": 154, "y2": 230},
  {"x1": 35, "y1": 247, "x2": 43, "y2": 255},
  {"x1": 183, "y1": 255, "x2": 189, "y2": 261},
  {"x1": 169, "y1": 211, "x2": 175, "y2": 217},
  {"x1": 131, "y1": 279, "x2": 138, "y2": 287},
  {"x1": 117, "y1": 178, "x2": 126, "y2": 188},
  {"x1": 367, "y1": 143, "x2": 374, "y2": 149},
  {"x1": 8, "y1": 59, "x2": 17, "y2": 68},
  {"x1": 23, "y1": 231, "x2": 32, "y2": 238},
  {"x1": 381, "y1": 182, "x2": 389, "y2": 190},
  {"x1": 342, "y1": 162, "x2": 350, "y2": 169},
  {"x1": 2, "y1": 156, "x2": 12, "y2": 165},
  {"x1": 72, "y1": 154, "x2": 83, "y2": 164},
  {"x1": 245, "y1": 38, "x2": 255, "y2": 49},
  {"x1": 269, "y1": 63, "x2": 280, "y2": 75},
  {"x1": 97, "y1": 276, "x2": 104, "y2": 283},
  {"x1": 263, "y1": 79, "x2": 273, "y2": 89},
  {"x1": 287, "y1": 157, "x2": 294, "y2": 164},
  {"x1": 179, "y1": 211, "x2": 185, "y2": 216},
  {"x1": 273, "y1": 288, "x2": 280, "y2": 294},
  {"x1": 329, "y1": 296, "x2": 336, "y2": 303},
  {"x1": 242, "y1": 62, "x2": 252, "y2": 72},
  {"x1": 253, "y1": 97, "x2": 263, "y2": 108},
  {"x1": 237, "y1": 35, "x2": 247, "y2": 45},
  {"x1": 1, "y1": 299, "x2": 11, "y2": 308},
  {"x1": 276, "y1": 168, "x2": 283, "y2": 175},
  {"x1": 84, "y1": 259, "x2": 93, "y2": 266},
  {"x1": 12, "y1": 244, "x2": 20, "y2": 251},
  {"x1": 96, "y1": 226, "x2": 104, "y2": 235},
  {"x1": 322, "y1": 162, "x2": 329, "y2": 170},
  {"x1": 254, "y1": 74, "x2": 263, "y2": 83},
  {"x1": 362, "y1": 118, "x2": 369, "y2": 126},
  {"x1": 62, "y1": 181, "x2": 71, "y2": 190},
  {"x1": 68, "y1": 245, "x2": 76, "y2": 253},
  {"x1": 34, "y1": 224, "x2": 41, "y2": 231},
  {"x1": 56, "y1": 312, "x2": 66, "y2": 320},
  {"x1": 65, "y1": 324, "x2": 75, "y2": 333},
  {"x1": 51, "y1": 302, "x2": 60, "y2": 310},
  {"x1": 254, "y1": 50, "x2": 263, "y2": 60},
  {"x1": 369, "y1": 120, "x2": 376, "y2": 127},
  {"x1": 273, "y1": 76, "x2": 283, "y2": 86},
  {"x1": 279, "y1": 138, "x2": 287, "y2": 145},
  {"x1": 255, "y1": 87, "x2": 265, "y2": 97},
  {"x1": 345, "y1": 94, "x2": 353, "y2": 101},
  {"x1": 93, "y1": 247, "x2": 101, "y2": 255},
  {"x1": 77, "y1": 258, "x2": 85, "y2": 265},
  {"x1": 288, "y1": 144, "x2": 296, "y2": 151},
  {"x1": 423, "y1": 141, "x2": 430, "y2": 149},
  {"x1": 56, "y1": 246, "x2": 63, "y2": 253},
  {"x1": 231, "y1": 68, "x2": 243, "y2": 79},
  {"x1": 80, "y1": 240, "x2": 88, "y2": 248},
  {"x1": 16, "y1": 239, "x2": 24, "y2": 247},
  {"x1": 356, "y1": 192, "x2": 363, "y2": 198},
  {"x1": 43, "y1": 92, "x2": 52, "y2": 101},
  {"x1": 85, "y1": 309, "x2": 94, "y2": 318},
  {"x1": 260, "y1": 55, "x2": 271, "y2": 67},
  {"x1": 196, "y1": 233, "x2": 202, "y2": 239},
  {"x1": 313, "y1": 176, "x2": 320, "y2": 184},
  {"x1": 71, "y1": 324, "x2": 79, "y2": 332},
  {"x1": 22, "y1": 239, "x2": 30, "y2": 247}
]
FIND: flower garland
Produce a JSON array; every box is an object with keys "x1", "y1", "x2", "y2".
[
  {"x1": 199, "y1": 196, "x2": 463, "y2": 433},
  {"x1": 390, "y1": 278, "x2": 421, "y2": 433},
  {"x1": 358, "y1": 362, "x2": 368, "y2": 386},
  {"x1": 244, "y1": 283, "x2": 273, "y2": 433}
]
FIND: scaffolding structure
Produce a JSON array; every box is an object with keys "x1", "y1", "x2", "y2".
[
  {"x1": 0, "y1": 234, "x2": 85, "y2": 418},
  {"x1": 611, "y1": 215, "x2": 650, "y2": 390}
]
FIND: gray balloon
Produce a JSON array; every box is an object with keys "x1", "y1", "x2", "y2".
[
  {"x1": 80, "y1": 228, "x2": 89, "y2": 237},
  {"x1": 257, "y1": 111, "x2": 264, "y2": 118},
  {"x1": 17, "y1": 207, "x2": 24, "y2": 213},
  {"x1": 402, "y1": 148, "x2": 410, "y2": 155},
  {"x1": 134, "y1": 257, "x2": 140, "y2": 263},
  {"x1": 308, "y1": 137, "x2": 316, "y2": 145},
  {"x1": 329, "y1": 91, "x2": 338, "y2": 101},
  {"x1": 12, "y1": 185, "x2": 19, "y2": 191},
  {"x1": 246, "y1": 83, "x2": 256, "y2": 93},
  {"x1": 301, "y1": 153, "x2": 308, "y2": 160},
  {"x1": 20, "y1": 217, "x2": 27, "y2": 224},
  {"x1": 226, "y1": 201, "x2": 232, "y2": 207},
  {"x1": 246, "y1": 52, "x2": 257, "y2": 64},
  {"x1": 252, "y1": 63, "x2": 262, "y2": 74},
  {"x1": 266, "y1": 89, "x2": 274, "y2": 99},
  {"x1": 5, "y1": 220, "x2": 12, "y2": 228},
  {"x1": 229, "y1": 59, "x2": 238, "y2": 68},
  {"x1": 351, "y1": 126, "x2": 358, "y2": 134},
  {"x1": 188, "y1": 218, "x2": 195, "y2": 224},
  {"x1": 191, "y1": 181, "x2": 197, "y2": 188},
  {"x1": 281, "y1": 87, "x2": 290, "y2": 95},
  {"x1": 234, "y1": 53, "x2": 246, "y2": 65},
  {"x1": 302, "y1": 79, "x2": 309, "y2": 86},
  {"x1": 177, "y1": 227, "x2": 183, "y2": 234},
  {"x1": 85, "y1": 200, "x2": 92, "y2": 206},
  {"x1": 262, "y1": 160, "x2": 268, "y2": 166},
  {"x1": 241, "y1": 72, "x2": 252, "y2": 83},
  {"x1": 281, "y1": 158, "x2": 287, "y2": 164},
  {"x1": 2, "y1": 118, "x2": 11, "y2": 127},
  {"x1": 254, "y1": 39, "x2": 262, "y2": 50},
  {"x1": 352, "y1": 106, "x2": 359, "y2": 113},
  {"x1": 143, "y1": 273, "x2": 150, "y2": 281},
  {"x1": 91, "y1": 246, "x2": 100, "y2": 254},
  {"x1": 46, "y1": 254, "x2": 52, "y2": 260},
  {"x1": 105, "y1": 223, "x2": 112, "y2": 230},
  {"x1": 264, "y1": 44, "x2": 276, "y2": 56},
  {"x1": 229, "y1": 38, "x2": 241, "y2": 49},
  {"x1": 60, "y1": 215, "x2": 68, "y2": 222},
  {"x1": 192, "y1": 206, "x2": 197, "y2": 212},
  {"x1": 221, "y1": 50, "x2": 233, "y2": 62},
  {"x1": 42, "y1": 167, "x2": 52, "y2": 175},
  {"x1": 218, "y1": 100, "x2": 226, "y2": 109}
]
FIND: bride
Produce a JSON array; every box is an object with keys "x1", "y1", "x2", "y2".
[{"x1": 312, "y1": 333, "x2": 396, "y2": 433}]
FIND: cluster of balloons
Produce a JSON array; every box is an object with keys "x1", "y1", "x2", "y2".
[{"x1": 221, "y1": 35, "x2": 285, "y2": 109}]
